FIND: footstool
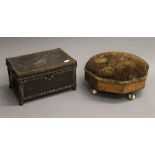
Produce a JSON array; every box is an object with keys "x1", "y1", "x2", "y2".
[{"x1": 85, "y1": 51, "x2": 149, "y2": 100}]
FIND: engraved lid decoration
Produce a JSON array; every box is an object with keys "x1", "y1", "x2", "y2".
[{"x1": 6, "y1": 48, "x2": 77, "y2": 78}]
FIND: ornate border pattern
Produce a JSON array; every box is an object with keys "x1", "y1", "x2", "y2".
[
  {"x1": 22, "y1": 84, "x2": 74, "y2": 101},
  {"x1": 17, "y1": 68, "x2": 76, "y2": 103},
  {"x1": 85, "y1": 68, "x2": 147, "y2": 85}
]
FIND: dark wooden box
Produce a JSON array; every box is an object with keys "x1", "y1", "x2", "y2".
[{"x1": 6, "y1": 48, "x2": 77, "y2": 105}]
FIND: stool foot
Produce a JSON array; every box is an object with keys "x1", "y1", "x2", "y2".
[
  {"x1": 127, "y1": 93, "x2": 136, "y2": 100},
  {"x1": 90, "y1": 89, "x2": 98, "y2": 95}
]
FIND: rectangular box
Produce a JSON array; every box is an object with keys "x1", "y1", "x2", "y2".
[{"x1": 6, "y1": 48, "x2": 77, "y2": 105}]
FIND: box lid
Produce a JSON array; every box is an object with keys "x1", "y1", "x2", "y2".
[{"x1": 6, "y1": 48, "x2": 77, "y2": 78}]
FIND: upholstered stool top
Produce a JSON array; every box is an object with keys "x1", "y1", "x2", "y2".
[{"x1": 85, "y1": 51, "x2": 149, "y2": 82}]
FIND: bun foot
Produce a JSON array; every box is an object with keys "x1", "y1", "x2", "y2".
[
  {"x1": 72, "y1": 86, "x2": 76, "y2": 91},
  {"x1": 90, "y1": 89, "x2": 98, "y2": 95},
  {"x1": 127, "y1": 93, "x2": 136, "y2": 100},
  {"x1": 19, "y1": 101, "x2": 24, "y2": 106}
]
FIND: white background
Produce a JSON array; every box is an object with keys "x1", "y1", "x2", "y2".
[
  {"x1": 0, "y1": 0, "x2": 155, "y2": 37},
  {"x1": 0, "y1": 0, "x2": 155, "y2": 155}
]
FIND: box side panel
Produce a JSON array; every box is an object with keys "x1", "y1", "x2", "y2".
[{"x1": 6, "y1": 65, "x2": 24, "y2": 103}]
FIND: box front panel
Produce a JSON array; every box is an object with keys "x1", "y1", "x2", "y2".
[{"x1": 22, "y1": 68, "x2": 76, "y2": 101}]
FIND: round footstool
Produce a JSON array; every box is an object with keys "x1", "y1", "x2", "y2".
[{"x1": 85, "y1": 51, "x2": 149, "y2": 100}]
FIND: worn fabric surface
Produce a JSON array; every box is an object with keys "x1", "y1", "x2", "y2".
[{"x1": 85, "y1": 52, "x2": 149, "y2": 81}]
